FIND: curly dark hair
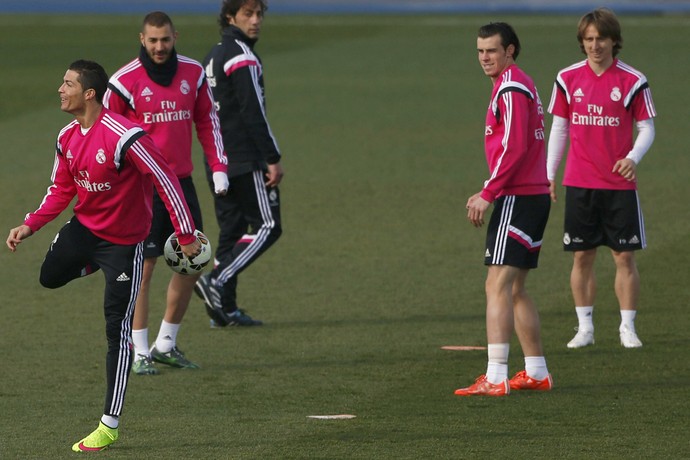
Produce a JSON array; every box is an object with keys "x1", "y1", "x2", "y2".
[{"x1": 218, "y1": 0, "x2": 268, "y2": 28}]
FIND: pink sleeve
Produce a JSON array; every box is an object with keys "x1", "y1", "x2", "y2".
[
  {"x1": 548, "y1": 81, "x2": 570, "y2": 119},
  {"x1": 127, "y1": 133, "x2": 197, "y2": 244},
  {"x1": 103, "y1": 88, "x2": 134, "y2": 119},
  {"x1": 24, "y1": 152, "x2": 77, "y2": 232},
  {"x1": 193, "y1": 79, "x2": 227, "y2": 174},
  {"x1": 481, "y1": 91, "x2": 531, "y2": 202}
]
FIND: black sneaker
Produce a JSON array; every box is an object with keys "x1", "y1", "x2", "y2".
[
  {"x1": 195, "y1": 274, "x2": 231, "y2": 327},
  {"x1": 226, "y1": 309, "x2": 263, "y2": 327}
]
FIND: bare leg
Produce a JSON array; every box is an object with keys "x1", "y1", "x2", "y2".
[
  {"x1": 455, "y1": 265, "x2": 517, "y2": 395},
  {"x1": 164, "y1": 271, "x2": 202, "y2": 324},
  {"x1": 611, "y1": 249, "x2": 642, "y2": 347},
  {"x1": 512, "y1": 269, "x2": 543, "y2": 357},
  {"x1": 566, "y1": 249, "x2": 598, "y2": 348},
  {"x1": 485, "y1": 265, "x2": 520, "y2": 344},
  {"x1": 571, "y1": 249, "x2": 597, "y2": 307},
  {"x1": 150, "y1": 270, "x2": 202, "y2": 368},
  {"x1": 611, "y1": 250, "x2": 639, "y2": 311}
]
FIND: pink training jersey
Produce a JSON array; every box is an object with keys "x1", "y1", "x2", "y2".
[
  {"x1": 481, "y1": 64, "x2": 549, "y2": 203},
  {"x1": 548, "y1": 58, "x2": 656, "y2": 190},
  {"x1": 24, "y1": 108, "x2": 196, "y2": 246},
  {"x1": 104, "y1": 55, "x2": 227, "y2": 178}
]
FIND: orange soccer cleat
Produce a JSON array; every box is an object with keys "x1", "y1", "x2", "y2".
[
  {"x1": 454, "y1": 374, "x2": 510, "y2": 397},
  {"x1": 508, "y1": 370, "x2": 553, "y2": 391}
]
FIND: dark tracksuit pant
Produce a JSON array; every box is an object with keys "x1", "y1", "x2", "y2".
[
  {"x1": 39, "y1": 216, "x2": 142, "y2": 417},
  {"x1": 208, "y1": 169, "x2": 282, "y2": 310}
]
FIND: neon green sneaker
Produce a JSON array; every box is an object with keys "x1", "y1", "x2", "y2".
[
  {"x1": 150, "y1": 345, "x2": 200, "y2": 369},
  {"x1": 72, "y1": 422, "x2": 118, "y2": 452},
  {"x1": 132, "y1": 354, "x2": 159, "y2": 375}
]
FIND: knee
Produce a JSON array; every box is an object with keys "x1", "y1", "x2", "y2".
[
  {"x1": 573, "y1": 249, "x2": 597, "y2": 268},
  {"x1": 39, "y1": 275, "x2": 63, "y2": 289},
  {"x1": 612, "y1": 250, "x2": 637, "y2": 271}
]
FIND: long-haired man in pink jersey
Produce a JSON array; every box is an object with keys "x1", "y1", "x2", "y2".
[{"x1": 547, "y1": 8, "x2": 656, "y2": 349}]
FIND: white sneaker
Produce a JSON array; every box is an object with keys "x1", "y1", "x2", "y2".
[
  {"x1": 567, "y1": 328, "x2": 595, "y2": 349},
  {"x1": 620, "y1": 325, "x2": 643, "y2": 348}
]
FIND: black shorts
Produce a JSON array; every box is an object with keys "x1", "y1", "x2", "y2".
[
  {"x1": 485, "y1": 194, "x2": 550, "y2": 269},
  {"x1": 144, "y1": 177, "x2": 203, "y2": 258},
  {"x1": 563, "y1": 187, "x2": 646, "y2": 251}
]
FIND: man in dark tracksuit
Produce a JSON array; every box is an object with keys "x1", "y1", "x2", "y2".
[{"x1": 196, "y1": 0, "x2": 283, "y2": 327}]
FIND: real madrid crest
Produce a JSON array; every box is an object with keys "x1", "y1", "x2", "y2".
[{"x1": 96, "y1": 148, "x2": 107, "y2": 164}]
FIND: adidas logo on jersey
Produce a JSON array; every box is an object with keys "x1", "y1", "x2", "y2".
[
  {"x1": 574, "y1": 88, "x2": 585, "y2": 97},
  {"x1": 141, "y1": 87, "x2": 153, "y2": 97},
  {"x1": 116, "y1": 273, "x2": 131, "y2": 282}
]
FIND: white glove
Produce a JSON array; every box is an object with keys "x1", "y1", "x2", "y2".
[{"x1": 213, "y1": 171, "x2": 229, "y2": 195}]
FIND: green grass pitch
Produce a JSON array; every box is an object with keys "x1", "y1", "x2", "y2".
[{"x1": 0, "y1": 13, "x2": 689, "y2": 459}]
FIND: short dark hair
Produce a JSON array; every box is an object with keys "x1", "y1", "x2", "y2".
[
  {"x1": 577, "y1": 7, "x2": 623, "y2": 57},
  {"x1": 218, "y1": 0, "x2": 268, "y2": 28},
  {"x1": 478, "y1": 22, "x2": 521, "y2": 60},
  {"x1": 142, "y1": 11, "x2": 174, "y2": 31},
  {"x1": 68, "y1": 60, "x2": 108, "y2": 104}
]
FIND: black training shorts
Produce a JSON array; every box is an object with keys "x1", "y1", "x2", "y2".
[
  {"x1": 484, "y1": 194, "x2": 551, "y2": 269},
  {"x1": 144, "y1": 176, "x2": 203, "y2": 258},
  {"x1": 563, "y1": 186, "x2": 646, "y2": 252}
]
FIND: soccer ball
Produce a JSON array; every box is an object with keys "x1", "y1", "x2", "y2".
[{"x1": 163, "y1": 229, "x2": 212, "y2": 275}]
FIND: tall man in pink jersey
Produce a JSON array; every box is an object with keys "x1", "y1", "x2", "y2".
[
  {"x1": 547, "y1": 8, "x2": 656, "y2": 349},
  {"x1": 6, "y1": 60, "x2": 200, "y2": 452},
  {"x1": 455, "y1": 23, "x2": 553, "y2": 397},
  {"x1": 104, "y1": 11, "x2": 228, "y2": 374}
]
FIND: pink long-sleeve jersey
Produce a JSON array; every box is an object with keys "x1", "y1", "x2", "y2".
[
  {"x1": 24, "y1": 108, "x2": 196, "y2": 246},
  {"x1": 548, "y1": 58, "x2": 656, "y2": 190},
  {"x1": 481, "y1": 64, "x2": 549, "y2": 203},
  {"x1": 104, "y1": 55, "x2": 227, "y2": 178}
]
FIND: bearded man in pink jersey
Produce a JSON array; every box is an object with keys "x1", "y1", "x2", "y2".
[
  {"x1": 455, "y1": 23, "x2": 553, "y2": 397},
  {"x1": 104, "y1": 11, "x2": 228, "y2": 374},
  {"x1": 547, "y1": 8, "x2": 656, "y2": 349},
  {"x1": 6, "y1": 60, "x2": 201, "y2": 452}
]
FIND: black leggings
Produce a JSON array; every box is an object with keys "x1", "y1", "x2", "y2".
[{"x1": 40, "y1": 216, "x2": 143, "y2": 417}]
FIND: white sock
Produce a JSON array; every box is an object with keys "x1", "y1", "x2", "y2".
[
  {"x1": 620, "y1": 310, "x2": 637, "y2": 332},
  {"x1": 486, "y1": 343, "x2": 509, "y2": 384},
  {"x1": 575, "y1": 306, "x2": 594, "y2": 331},
  {"x1": 131, "y1": 329, "x2": 150, "y2": 358},
  {"x1": 155, "y1": 320, "x2": 180, "y2": 353},
  {"x1": 524, "y1": 356, "x2": 549, "y2": 381},
  {"x1": 101, "y1": 415, "x2": 118, "y2": 429}
]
